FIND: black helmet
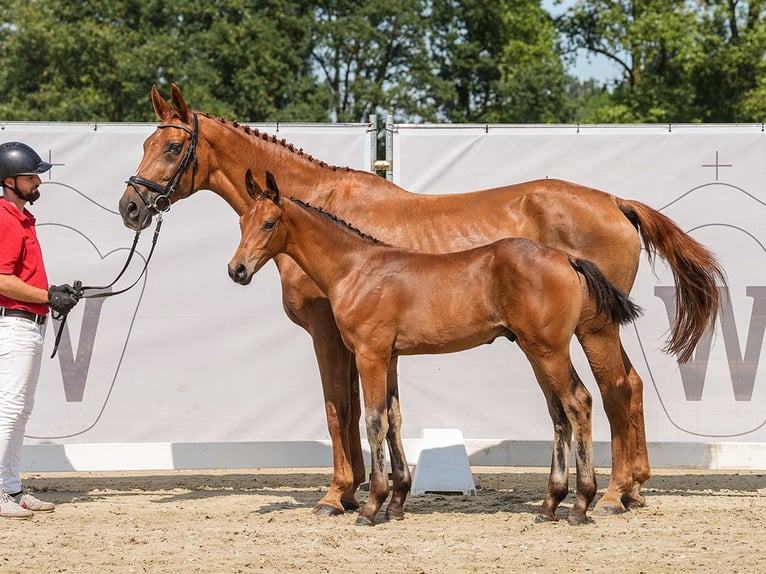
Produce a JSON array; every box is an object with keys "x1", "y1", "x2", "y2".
[{"x1": 0, "y1": 142, "x2": 52, "y2": 182}]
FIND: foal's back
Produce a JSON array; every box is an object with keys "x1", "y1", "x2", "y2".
[{"x1": 332, "y1": 236, "x2": 585, "y2": 357}]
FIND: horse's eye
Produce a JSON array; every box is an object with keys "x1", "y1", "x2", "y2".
[
  {"x1": 263, "y1": 220, "x2": 275, "y2": 231},
  {"x1": 167, "y1": 143, "x2": 183, "y2": 154}
]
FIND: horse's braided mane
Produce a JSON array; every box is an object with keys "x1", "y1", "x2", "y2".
[
  {"x1": 289, "y1": 197, "x2": 389, "y2": 246},
  {"x1": 201, "y1": 112, "x2": 353, "y2": 172}
]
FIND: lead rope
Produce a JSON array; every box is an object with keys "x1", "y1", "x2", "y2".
[{"x1": 50, "y1": 215, "x2": 163, "y2": 358}]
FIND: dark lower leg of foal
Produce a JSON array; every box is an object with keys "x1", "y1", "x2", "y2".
[
  {"x1": 566, "y1": 376, "x2": 597, "y2": 525},
  {"x1": 384, "y1": 369, "x2": 411, "y2": 520},
  {"x1": 538, "y1": 392, "x2": 572, "y2": 522}
]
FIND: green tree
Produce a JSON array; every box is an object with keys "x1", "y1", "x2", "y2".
[
  {"x1": 558, "y1": 0, "x2": 705, "y2": 122},
  {"x1": 414, "y1": 0, "x2": 572, "y2": 122},
  {"x1": 0, "y1": 0, "x2": 319, "y2": 122}
]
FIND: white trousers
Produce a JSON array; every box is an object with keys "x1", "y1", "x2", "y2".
[{"x1": 0, "y1": 316, "x2": 43, "y2": 494}]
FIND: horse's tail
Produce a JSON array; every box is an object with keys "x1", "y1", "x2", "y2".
[
  {"x1": 616, "y1": 198, "x2": 726, "y2": 363},
  {"x1": 570, "y1": 257, "x2": 643, "y2": 326}
]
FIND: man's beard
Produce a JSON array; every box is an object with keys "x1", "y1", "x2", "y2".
[{"x1": 17, "y1": 187, "x2": 40, "y2": 203}]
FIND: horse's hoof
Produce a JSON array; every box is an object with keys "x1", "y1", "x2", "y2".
[
  {"x1": 341, "y1": 498, "x2": 360, "y2": 512},
  {"x1": 312, "y1": 503, "x2": 344, "y2": 517},
  {"x1": 355, "y1": 515, "x2": 376, "y2": 526},
  {"x1": 593, "y1": 498, "x2": 626, "y2": 516}
]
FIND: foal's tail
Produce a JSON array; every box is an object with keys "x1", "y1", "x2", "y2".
[
  {"x1": 570, "y1": 258, "x2": 643, "y2": 327},
  {"x1": 617, "y1": 198, "x2": 726, "y2": 363}
]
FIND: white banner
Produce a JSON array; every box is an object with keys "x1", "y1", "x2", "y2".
[
  {"x1": 4, "y1": 120, "x2": 765, "y2": 470},
  {"x1": 393, "y1": 124, "x2": 766, "y2": 450}
]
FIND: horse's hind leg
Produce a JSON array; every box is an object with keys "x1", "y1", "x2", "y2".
[
  {"x1": 576, "y1": 322, "x2": 637, "y2": 515},
  {"x1": 622, "y1": 347, "x2": 651, "y2": 508},
  {"x1": 384, "y1": 357, "x2": 412, "y2": 520}
]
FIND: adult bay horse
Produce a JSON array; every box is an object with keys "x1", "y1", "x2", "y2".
[
  {"x1": 229, "y1": 170, "x2": 643, "y2": 525},
  {"x1": 118, "y1": 84, "x2": 724, "y2": 517}
]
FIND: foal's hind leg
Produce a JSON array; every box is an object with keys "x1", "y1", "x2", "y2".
[
  {"x1": 529, "y1": 356, "x2": 597, "y2": 525},
  {"x1": 531, "y1": 374, "x2": 572, "y2": 522}
]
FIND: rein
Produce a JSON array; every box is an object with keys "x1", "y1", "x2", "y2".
[{"x1": 51, "y1": 113, "x2": 199, "y2": 357}]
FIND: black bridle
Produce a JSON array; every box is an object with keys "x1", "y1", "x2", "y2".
[
  {"x1": 50, "y1": 114, "x2": 199, "y2": 358},
  {"x1": 125, "y1": 112, "x2": 199, "y2": 214}
]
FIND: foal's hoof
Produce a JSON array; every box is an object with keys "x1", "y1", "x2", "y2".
[
  {"x1": 567, "y1": 512, "x2": 591, "y2": 526},
  {"x1": 385, "y1": 508, "x2": 405, "y2": 521},
  {"x1": 341, "y1": 498, "x2": 360, "y2": 512},
  {"x1": 312, "y1": 503, "x2": 344, "y2": 517},
  {"x1": 355, "y1": 515, "x2": 377, "y2": 527},
  {"x1": 593, "y1": 498, "x2": 626, "y2": 516},
  {"x1": 621, "y1": 493, "x2": 647, "y2": 510},
  {"x1": 535, "y1": 512, "x2": 558, "y2": 524}
]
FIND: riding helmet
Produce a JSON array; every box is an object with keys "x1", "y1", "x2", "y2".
[{"x1": 0, "y1": 142, "x2": 52, "y2": 182}]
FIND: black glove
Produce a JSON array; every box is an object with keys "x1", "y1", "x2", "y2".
[{"x1": 48, "y1": 284, "x2": 80, "y2": 316}]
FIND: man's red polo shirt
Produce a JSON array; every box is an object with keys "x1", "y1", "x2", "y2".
[{"x1": 0, "y1": 198, "x2": 49, "y2": 315}]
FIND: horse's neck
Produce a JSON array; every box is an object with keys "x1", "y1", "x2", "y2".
[
  {"x1": 281, "y1": 200, "x2": 379, "y2": 295},
  {"x1": 200, "y1": 116, "x2": 400, "y2": 216}
]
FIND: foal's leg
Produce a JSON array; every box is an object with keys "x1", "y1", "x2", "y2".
[
  {"x1": 557, "y1": 364, "x2": 597, "y2": 525},
  {"x1": 530, "y1": 358, "x2": 597, "y2": 525},
  {"x1": 531, "y1": 373, "x2": 572, "y2": 522},
  {"x1": 355, "y1": 353, "x2": 392, "y2": 526},
  {"x1": 384, "y1": 356, "x2": 412, "y2": 520},
  {"x1": 575, "y1": 321, "x2": 636, "y2": 515}
]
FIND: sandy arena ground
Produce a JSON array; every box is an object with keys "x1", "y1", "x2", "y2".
[{"x1": 3, "y1": 467, "x2": 764, "y2": 573}]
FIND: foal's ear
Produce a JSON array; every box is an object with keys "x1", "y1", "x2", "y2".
[
  {"x1": 265, "y1": 171, "x2": 281, "y2": 204},
  {"x1": 245, "y1": 169, "x2": 264, "y2": 200},
  {"x1": 170, "y1": 83, "x2": 190, "y2": 123}
]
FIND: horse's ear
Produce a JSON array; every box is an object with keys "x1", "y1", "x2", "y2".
[
  {"x1": 245, "y1": 169, "x2": 264, "y2": 200},
  {"x1": 170, "y1": 83, "x2": 190, "y2": 123},
  {"x1": 151, "y1": 84, "x2": 173, "y2": 121},
  {"x1": 265, "y1": 171, "x2": 281, "y2": 204}
]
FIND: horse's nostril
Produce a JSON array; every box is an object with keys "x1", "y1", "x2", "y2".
[
  {"x1": 235, "y1": 264, "x2": 246, "y2": 278},
  {"x1": 126, "y1": 201, "x2": 139, "y2": 218}
]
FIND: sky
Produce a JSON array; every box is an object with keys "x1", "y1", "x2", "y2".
[{"x1": 543, "y1": 0, "x2": 623, "y2": 83}]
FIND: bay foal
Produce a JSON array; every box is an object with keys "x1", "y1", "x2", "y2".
[{"x1": 228, "y1": 171, "x2": 642, "y2": 525}]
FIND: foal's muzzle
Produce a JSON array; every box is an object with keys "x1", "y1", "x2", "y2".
[{"x1": 228, "y1": 263, "x2": 253, "y2": 285}]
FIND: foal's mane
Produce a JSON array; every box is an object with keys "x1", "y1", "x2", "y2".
[
  {"x1": 198, "y1": 111, "x2": 354, "y2": 173},
  {"x1": 289, "y1": 197, "x2": 388, "y2": 246}
]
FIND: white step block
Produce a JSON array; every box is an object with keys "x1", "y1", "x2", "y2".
[{"x1": 411, "y1": 428, "x2": 476, "y2": 496}]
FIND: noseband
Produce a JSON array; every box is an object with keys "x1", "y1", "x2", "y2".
[{"x1": 126, "y1": 112, "x2": 199, "y2": 213}]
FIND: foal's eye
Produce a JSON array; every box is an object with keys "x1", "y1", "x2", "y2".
[
  {"x1": 167, "y1": 142, "x2": 183, "y2": 155},
  {"x1": 263, "y1": 220, "x2": 275, "y2": 231}
]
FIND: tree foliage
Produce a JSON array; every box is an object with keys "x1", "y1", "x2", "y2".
[
  {"x1": 558, "y1": 0, "x2": 766, "y2": 122},
  {"x1": 0, "y1": 0, "x2": 763, "y2": 124}
]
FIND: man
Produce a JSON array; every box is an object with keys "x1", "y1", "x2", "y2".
[{"x1": 0, "y1": 141, "x2": 80, "y2": 519}]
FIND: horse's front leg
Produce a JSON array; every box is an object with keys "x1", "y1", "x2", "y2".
[
  {"x1": 355, "y1": 353, "x2": 391, "y2": 526},
  {"x1": 284, "y1": 290, "x2": 362, "y2": 516},
  {"x1": 384, "y1": 356, "x2": 411, "y2": 520}
]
